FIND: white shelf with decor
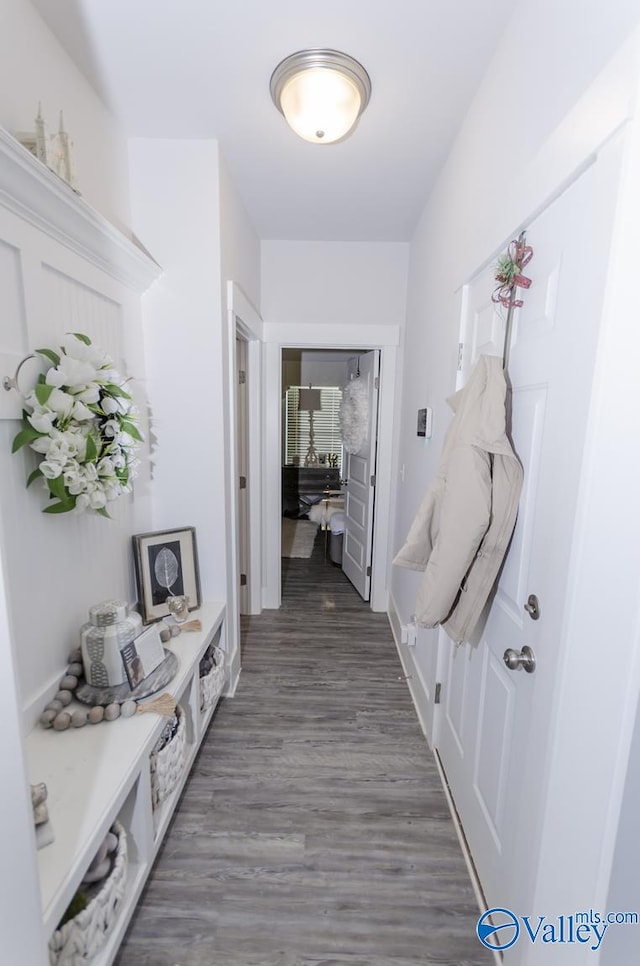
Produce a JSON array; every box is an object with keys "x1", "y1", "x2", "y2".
[{"x1": 25, "y1": 600, "x2": 226, "y2": 965}]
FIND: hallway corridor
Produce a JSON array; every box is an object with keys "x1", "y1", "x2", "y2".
[{"x1": 116, "y1": 539, "x2": 491, "y2": 965}]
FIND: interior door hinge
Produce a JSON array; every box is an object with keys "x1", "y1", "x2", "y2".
[
  {"x1": 366, "y1": 565, "x2": 372, "y2": 577},
  {"x1": 434, "y1": 682, "x2": 442, "y2": 704},
  {"x1": 240, "y1": 573, "x2": 247, "y2": 586},
  {"x1": 238, "y1": 369, "x2": 246, "y2": 385},
  {"x1": 457, "y1": 344, "x2": 464, "y2": 371},
  {"x1": 239, "y1": 476, "x2": 247, "y2": 490},
  {"x1": 370, "y1": 475, "x2": 376, "y2": 487}
]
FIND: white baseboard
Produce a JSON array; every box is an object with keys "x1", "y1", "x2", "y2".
[
  {"x1": 387, "y1": 591, "x2": 434, "y2": 749},
  {"x1": 224, "y1": 650, "x2": 241, "y2": 696},
  {"x1": 387, "y1": 594, "x2": 498, "y2": 961},
  {"x1": 433, "y1": 748, "x2": 501, "y2": 964}
]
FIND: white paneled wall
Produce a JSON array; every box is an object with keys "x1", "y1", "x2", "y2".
[{"x1": 0, "y1": 130, "x2": 159, "y2": 728}]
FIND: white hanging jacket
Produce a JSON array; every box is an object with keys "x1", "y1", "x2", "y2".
[{"x1": 393, "y1": 355, "x2": 523, "y2": 644}]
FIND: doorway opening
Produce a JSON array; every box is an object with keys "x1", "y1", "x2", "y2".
[
  {"x1": 280, "y1": 347, "x2": 380, "y2": 604},
  {"x1": 262, "y1": 327, "x2": 399, "y2": 614}
]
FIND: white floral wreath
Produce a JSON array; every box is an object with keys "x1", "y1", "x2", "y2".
[
  {"x1": 11, "y1": 333, "x2": 142, "y2": 517},
  {"x1": 340, "y1": 377, "x2": 368, "y2": 454}
]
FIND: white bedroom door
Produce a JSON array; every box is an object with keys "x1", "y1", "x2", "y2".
[
  {"x1": 342, "y1": 349, "x2": 380, "y2": 601},
  {"x1": 436, "y1": 135, "x2": 623, "y2": 930}
]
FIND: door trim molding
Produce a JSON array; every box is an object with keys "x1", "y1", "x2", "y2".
[
  {"x1": 224, "y1": 281, "x2": 263, "y2": 693},
  {"x1": 262, "y1": 324, "x2": 400, "y2": 612}
]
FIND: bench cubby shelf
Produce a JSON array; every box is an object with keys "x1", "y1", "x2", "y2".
[{"x1": 25, "y1": 600, "x2": 226, "y2": 964}]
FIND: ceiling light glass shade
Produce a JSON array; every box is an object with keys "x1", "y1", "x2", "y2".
[{"x1": 270, "y1": 49, "x2": 371, "y2": 144}]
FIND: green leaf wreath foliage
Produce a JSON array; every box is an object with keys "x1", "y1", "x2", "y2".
[
  {"x1": 11, "y1": 333, "x2": 143, "y2": 517},
  {"x1": 494, "y1": 252, "x2": 520, "y2": 288}
]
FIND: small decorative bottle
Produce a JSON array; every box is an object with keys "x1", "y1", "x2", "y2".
[{"x1": 80, "y1": 600, "x2": 142, "y2": 688}]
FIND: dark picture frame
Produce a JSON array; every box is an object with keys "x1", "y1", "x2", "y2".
[
  {"x1": 132, "y1": 526, "x2": 201, "y2": 624},
  {"x1": 121, "y1": 640, "x2": 146, "y2": 690}
]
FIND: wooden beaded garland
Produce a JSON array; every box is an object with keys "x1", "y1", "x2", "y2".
[
  {"x1": 53, "y1": 712, "x2": 72, "y2": 731},
  {"x1": 40, "y1": 625, "x2": 182, "y2": 732},
  {"x1": 39, "y1": 658, "x2": 138, "y2": 731},
  {"x1": 71, "y1": 710, "x2": 88, "y2": 728}
]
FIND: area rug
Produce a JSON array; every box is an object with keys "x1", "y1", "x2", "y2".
[{"x1": 281, "y1": 518, "x2": 319, "y2": 558}]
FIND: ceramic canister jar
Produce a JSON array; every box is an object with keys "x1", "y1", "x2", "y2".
[{"x1": 80, "y1": 599, "x2": 143, "y2": 688}]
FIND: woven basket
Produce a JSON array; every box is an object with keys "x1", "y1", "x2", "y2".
[
  {"x1": 149, "y1": 704, "x2": 187, "y2": 810},
  {"x1": 48, "y1": 822, "x2": 127, "y2": 965},
  {"x1": 199, "y1": 645, "x2": 225, "y2": 712}
]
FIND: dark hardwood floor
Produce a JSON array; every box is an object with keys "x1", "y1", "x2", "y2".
[{"x1": 116, "y1": 534, "x2": 492, "y2": 965}]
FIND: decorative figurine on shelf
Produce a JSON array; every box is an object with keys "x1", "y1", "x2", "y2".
[
  {"x1": 31, "y1": 782, "x2": 54, "y2": 849},
  {"x1": 15, "y1": 105, "x2": 79, "y2": 192},
  {"x1": 80, "y1": 600, "x2": 142, "y2": 688},
  {"x1": 48, "y1": 111, "x2": 77, "y2": 189},
  {"x1": 34, "y1": 104, "x2": 48, "y2": 164},
  {"x1": 166, "y1": 594, "x2": 190, "y2": 623}
]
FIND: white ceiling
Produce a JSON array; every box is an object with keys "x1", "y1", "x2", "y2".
[{"x1": 33, "y1": 0, "x2": 514, "y2": 241}]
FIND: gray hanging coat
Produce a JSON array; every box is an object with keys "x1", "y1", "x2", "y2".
[{"x1": 393, "y1": 354, "x2": 523, "y2": 644}]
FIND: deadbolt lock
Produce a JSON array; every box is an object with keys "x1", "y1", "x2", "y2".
[{"x1": 524, "y1": 594, "x2": 540, "y2": 620}]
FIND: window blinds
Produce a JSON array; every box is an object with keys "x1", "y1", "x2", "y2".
[{"x1": 285, "y1": 386, "x2": 343, "y2": 469}]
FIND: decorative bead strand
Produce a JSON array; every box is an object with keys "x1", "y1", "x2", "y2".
[{"x1": 39, "y1": 647, "x2": 137, "y2": 732}]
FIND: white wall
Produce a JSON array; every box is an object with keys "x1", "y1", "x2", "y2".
[
  {"x1": 0, "y1": 18, "x2": 152, "y2": 943},
  {"x1": 283, "y1": 350, "x2": 354, "y2": 390},
  {"x1": 391, "y1": 0, "x2": 640, "y2": 677},
  {"x1": 0, "y1": 1, "x2": 152, "y2": 724},
  {"x1": 390, "y1": 0, "x2": 640, "y2": 952},
  {"x1": 0, "y1": 0, "x2": 130, "y2": 231},
  {"x1": 128, "y1": 139, "x2": 261, "y2": 639},
  {"x1": 261, "y1": 241, "x2": 409, "y2": 327},
  {"x1": 128, "y1": 139, "x2": 225, "y2": 605},
  {"x1": 219, "y1": 152, "x2": 260, "y2": 313},
  {"x1": 218, "y1": 148, "x2": 261, "y2": 678},
  {"x1": 0, "y1": 285, "x2": 150, "y2": 721}
]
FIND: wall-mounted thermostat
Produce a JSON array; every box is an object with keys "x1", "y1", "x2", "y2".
[{"x1": 417, "y1": 407, "x2": 433, "y2": 439}]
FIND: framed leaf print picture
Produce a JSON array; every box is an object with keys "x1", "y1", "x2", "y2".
[{"x1": 132, "y1": 527, "x2": 201, "y2": 623}]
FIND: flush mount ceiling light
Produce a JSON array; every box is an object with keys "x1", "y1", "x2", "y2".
[{"x1": 270, "y1": 49, "x2": 371, "y2": 145}]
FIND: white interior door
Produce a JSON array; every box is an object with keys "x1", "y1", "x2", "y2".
[
  {"x1": 342, "y1": 349, "x2": 380, "y2": 600},
  {"x1": 436, "y1": 136, "x2": 622, "y2": 929}
]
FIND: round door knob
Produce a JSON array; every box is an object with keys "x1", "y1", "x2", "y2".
[{"x1": 503, "y1": 646, "x2": 536, "y2": 674}]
